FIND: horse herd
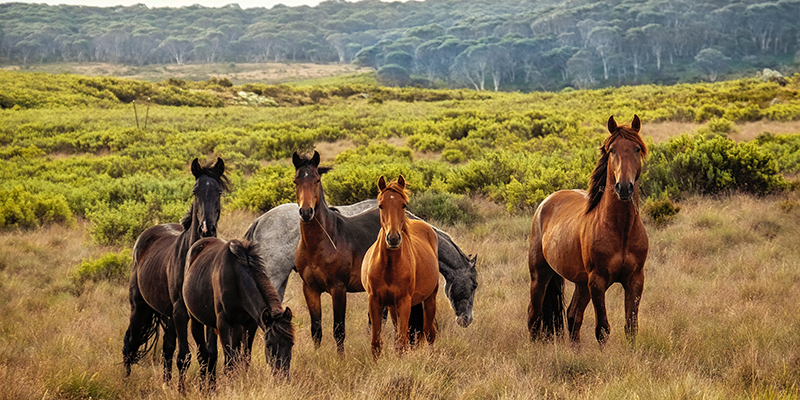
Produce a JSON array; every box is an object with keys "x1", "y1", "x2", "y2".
[{"x1": 120, "y1": 115, "x2": 649, "y2": 391}]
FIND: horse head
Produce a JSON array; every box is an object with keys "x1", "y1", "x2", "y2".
[
  {"x1": 446, "y1": 253, "x2": 478, "y2": 328},
  {"x1": 377, "y1": 175, "x2": 409, "y2": 250},
  {"x1": 262, "y1": 307, "x2": 294, "y2": 377},
  {"x1": 605, "y1": 115, "x2": 648, "y2": 202},
  {"x1": 292, "y1": 150, "x2": 331, "y2": 222},
  {"x1": 189, "y1": 157, "x2": 227, "y2": 238}
]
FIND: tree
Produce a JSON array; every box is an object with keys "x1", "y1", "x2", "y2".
[
  {"x1": 377, "y1": 63, "x2": 409, "y2": 86},
  {"x1": 326, "y1": 33, "x2": 350, "y2": 64},
  {"x1": 451, "y1": 44, "x2": 490, "y2": 90},
  {"x1": 587, "y1": 25, "x2": 620, "y2": 81},
  {"x1": 694, "y1": 48, "x2": 730, "y2": 82},
  {"x1": 566, "y1": 49, "x2": 595, "y2": 89},
  {"x1": 642, "y1": 23, "x2": 667, "y2": 71},
  {"x1": 159, "y1": 36, "x2": 192, "y2": 64},
  {"x1": 353, "y1": 45, "x2": 380, "y2": 69},
  {"x1": 384, "y1": 50, "x2": 412, "y2": 70}
]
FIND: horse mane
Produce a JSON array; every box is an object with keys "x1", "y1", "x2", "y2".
[
  {"x1": 180, "y1": 160, "x2": 231, "y2": 230},
  {"x1": 585, "y1": 123, "x2": 648, "y2": 214},
  {"x1": 229, "y1": 240, "x2": 283, "y2": 312}
]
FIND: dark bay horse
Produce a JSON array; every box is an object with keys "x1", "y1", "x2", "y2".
[
  {"x1": 122, "y1": 157, "x2": 227, "y2": 390},
  {"x1": 183, "y1": 238, "x2": 294, "y2": 383},
  {"x1": 292, "y1": 150, "x2": 383, "y2": 354},
  {"x1": 243, "y1": 200, "x2": 477, "y2": 328},
  {"x1": 527, "y1": 115, "x2": 649, "y2": 346},
  {"x1": 362, "y1": 175, "x2": 439, "y2": 358}
]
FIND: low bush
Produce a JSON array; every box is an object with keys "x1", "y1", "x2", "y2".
[
  {"x1": 409, "y1": 191, "x2": 479, "y2": 226},
  {"x1": 71, "y1": 248, "x2": 132, "y2": 288},
  {"x1": 643, "y1": 196, "x2": 682, "y2": 227}
]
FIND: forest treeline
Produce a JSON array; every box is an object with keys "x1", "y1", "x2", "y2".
[{"x1": 1, "y1": 0, "x2": 800, "y2": 91}]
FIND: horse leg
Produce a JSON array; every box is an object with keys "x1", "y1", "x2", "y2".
[
  {"x1": 527, "y1": 267, "x2": 554, "y2": 341},
  {"x1": 172, "y1": 302, "x2": 191, "y2": 394},
  {"x1": 422, "y1": 285, "x2": 438, "y2": 346},
  {"x1": 190, "y1": 319, "x2": 209, "y2": 387},
  {"x1": 589, "y1": 272, "x2": 611, "y2": 346},
  {"x1": 623, "y1": 270, "x2": 645, "y2": 342},
  {"x1": 161, "y1": 317, "x2": 177, "y2": 383},
  {"x1": 566, "y1": 283, "x2": 591, "y2": 344},
  {"x1": 331, "y1": 286, "x2": 347, "y2": 355},
  {"x1": 205, "y1": 327, "x2": 218, "y2": 391},
  {"x1": 394, "y1": 296, "x2": 412, "y2": 353},
  {"x1": 217, "y1": 316, "x2": 236, "y2": 374},
  {"x1": 243, "y1": 321, "x2": 258, "y2": 371},
  {"x1": 408, "y1": 303, "x2": 423, "y2": 347},
  {"x1": 368, "y1": 296, "x2": 383, "y2": 359},
  {"x1": 122, "y1": 281, "x2": 157, "y2": 376},
  {"x1": 302, "y1": 282, "x2": 323, "y2": 349}
]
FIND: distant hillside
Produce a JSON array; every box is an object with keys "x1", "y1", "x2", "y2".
[{"x1": 1, "y1": 0, "x2": 799, "y2": 91}]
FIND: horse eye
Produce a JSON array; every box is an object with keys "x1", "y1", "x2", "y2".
[
  {"x1": 378, "y1": 205, "x2": 382, "y2": 209},
  {"x1": 635, "y1": 147, "x2": 641, "y2": 153},
  {"x1": 402, "y1": 204, "x2": 407, "y2": 209}
]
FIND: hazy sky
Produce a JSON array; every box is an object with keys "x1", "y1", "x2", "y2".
[{"x1": 2, "y1": 0, "x2": 329, "y2": 9}]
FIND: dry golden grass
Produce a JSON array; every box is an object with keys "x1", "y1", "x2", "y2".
[{"x1": 2, "y1": 194, "x2": 800, "y2": 399}]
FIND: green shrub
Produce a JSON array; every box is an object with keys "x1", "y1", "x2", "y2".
[
  {"x1": 642, "y1": 134, "x2": 788, "y2": 199},
  {"x1": 441, "y1": 149, "x2": 466, "y2": 163},
  {"x1": 407, "y1": 133, "x2": 447, "y2": 152},
  {"x1": 228, "y1": 165, "x2": 295, "y2": 212},
  {"x1": 0, "y1": 186, "x2": 75, "y2": 229},
  {"x1": 643, "y1": 196, "x2": 681, "y2": 227},
  {"x1": 409, "y1": 191, "x2": 479, "y2": 226},
  {"x1": 71, "y1": 248, "x2": 132, "y2": 287}
]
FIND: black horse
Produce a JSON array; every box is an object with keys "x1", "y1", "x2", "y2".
[
  {"x1": 183, "y1": 238, "x2": 294, "y2": 384},
  {"x1": 122, "y1": 157, "x2": 227, "y2": 392}
]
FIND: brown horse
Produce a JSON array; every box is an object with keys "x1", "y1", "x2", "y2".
[
  {"x1": 122, "y1": 157, "x2": 227, "y2": 391},
  {"x1": 362, "y1": 175, "x2": 439, "y2": 358},
  {"x1": 527, "y1": 115, "x2": 649, "y2": 346},
  {"x1": 292, "y1": 150, "x2": 383, "y2": 354},
  {"x1": 183, "y1": 238, "x2": 294, "y2": 384}
]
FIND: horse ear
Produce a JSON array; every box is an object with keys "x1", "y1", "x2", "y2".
[
  {"x1": 262, "y1": 309, "x2": 274, "y2": 324},
  {"x1": 607, "y1": 115, "x2": 617, "y2": 133},
  {"x1": 470, "y1": 254, "x2": 477, "y2": 265},
  {"x1": 191, "y1": 158, "x2": 201, "y2": 178},
  {"x1": 631, "y1": 114, "x2": 641, "y2": 133},
  {"x1": 377, "y1": 175, "x2": 387, "y2": 191},
  {"x1": 212, "y1": 157, "x2": 225, "y2": 176},
  {"x1": 282, "y1": 307, "x2": 293, "y2": 321},
  {"x1": 311, "y1": 150, "x2": 320, "y2": 167},
  {"x1": 397, "y1": 174, "x2": 406, "y2": 188},
  {"x1": 292, "y1": 151, "x2": 303, "y2": 169}
]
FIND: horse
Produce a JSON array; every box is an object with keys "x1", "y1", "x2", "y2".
[
  {"x1": 362, "y1": 175, "x2": 439, "y2": 358},
  {"x1": 122, "y1": 157, "x2": 227, "y2": 391},
  {"x1": 183, "y1": 238, "x2": 294, "y2": 384},
  {"x1": 243, "y1": 199, "x2": 477, "y2": 328},
  {"x1": 292, "y1": 150, "x2": 384, "y2": 354},
  {"x1": 527, "y1": 115, "x2": 649, "y2": 346}
]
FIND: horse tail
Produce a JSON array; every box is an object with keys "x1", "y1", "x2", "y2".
[
  {"x1": 123, "y1": 237, "x2": 164, "y2": 368},
  {"x1": 541, "y1": 274, "x2": 565, "y2": 337}
]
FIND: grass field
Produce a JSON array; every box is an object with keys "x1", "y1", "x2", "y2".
[{"x1": 2, "y1": 192, "x2": 800, "y2": 399}]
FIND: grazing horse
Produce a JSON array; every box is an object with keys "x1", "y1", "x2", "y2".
[
  {"x1": 362, "y1": 175, "x2": 439, "y2": 358},
  {"x1": 527, "y1": 115, "x2": 649, "y2": 346},
  {"x1": 183, "y1": 238, "x2": 294, "y2": 384},
  {"x1": 122, "y1": 157, "x2": 227, "y2": 390},
  {"x1": 243, "y1": 199, "x2": 478, "y2": 327},
  {"x1": 292, "y1": 150, "x2": 382, "y2": 354}
]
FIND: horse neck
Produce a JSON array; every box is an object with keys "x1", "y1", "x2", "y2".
[
  {"x1": 595, "y1": 178, "x2": 640, "y2": 234},
  {"x1": 299, "y1": 194, "x2": 338, "y2": 249},
  {"x1": 175, "y1": 203, "x2": 202, "y2": 262}
]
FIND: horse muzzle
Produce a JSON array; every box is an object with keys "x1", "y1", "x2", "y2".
[
  {"x1": 299, "y1": 207, "x2": 314, "y2": 222},
  {"x1": 614, "y1": 182, "x2": 634, "y2": 202},
  {"x1": 456, "y1": 313, "x2": 473, "y2": 328},
  {"x1": 199, "y1": 220, "x2": 216, "y2": 237},
  {"x1": 385, "y1": 233, "x2": 402, "y2": 249}
]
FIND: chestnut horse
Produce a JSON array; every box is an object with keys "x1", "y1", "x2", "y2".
[
  {"x1": 122, "y1": 157, "x2": 227, "y2": 391},
  {"x1": 183, "y1": 238, "x2": 294, "y2": 384},
  {"x1": 362, "y1": 175, "x2": 439, "y2": 358},
  {"x1": 292, "y1": 150, "x2": 382, "y2": 354},
  {"x1": 527, "y1": 115, "x2": 649, "y2": 346}
]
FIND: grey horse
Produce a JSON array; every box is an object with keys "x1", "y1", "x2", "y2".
[{"x1": 244, "y1": 199, "x2": 477, "y2": 327}]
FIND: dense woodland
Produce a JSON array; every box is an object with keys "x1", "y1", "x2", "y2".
[{"x1": 2, "y1": 0, "x2": 800, "y2": 90}]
